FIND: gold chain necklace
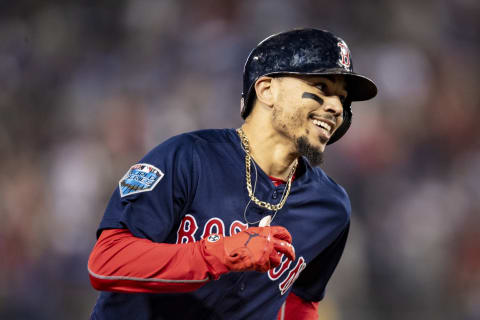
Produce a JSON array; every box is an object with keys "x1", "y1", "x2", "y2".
[{"x1": 236, "y1": 128, "x2": 298, "y2": 212}]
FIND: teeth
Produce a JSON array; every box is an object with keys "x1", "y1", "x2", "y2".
[{"x1": 312, "y1": 119, "x2": 331, "y2": 132}]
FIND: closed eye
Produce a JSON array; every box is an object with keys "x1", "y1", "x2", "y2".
[
  {"x1": 314, "y1": 83, "x2": 326, "y2": 92},
  {"x1": 301, "y1": 77, "x2": 348, "y2": 102},
  {"x1": 314, "y1": 82, "x2": 347, "y2": 104}
]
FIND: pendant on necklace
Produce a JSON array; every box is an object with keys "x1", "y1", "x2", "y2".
[{"x1": 259, "y1": 215, "x2": 272, "y2": 227}]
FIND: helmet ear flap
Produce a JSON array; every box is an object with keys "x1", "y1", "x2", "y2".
[
  {"x1": 240, "y1": 96, "x2": 247, "y2": 118},
  {"x1": 327, "y1": 99, "x2": 352, "y2": 145}
]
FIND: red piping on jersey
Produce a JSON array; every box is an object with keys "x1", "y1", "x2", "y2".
[{"x1": 271, "y1": 174, "x2": 319, "y2": 320}]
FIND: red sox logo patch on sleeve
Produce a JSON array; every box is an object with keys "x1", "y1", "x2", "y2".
[{"x1": 119, "y1": 163, "x2": 164, "y2": 197}]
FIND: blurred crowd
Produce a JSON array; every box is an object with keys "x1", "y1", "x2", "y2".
[{"x1": 1, "y1": 1, "x2": 479, "y2": 319}]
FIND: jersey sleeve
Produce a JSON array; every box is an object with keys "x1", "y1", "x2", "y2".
[
  {"x1": 291, "y1": 223, "x2": 350, "y2": 302},
  {"x1": 97, "y1": 134, "x2": 200, "y2": 242},
  {"x1": 277, "y1": 292, "x2": 319, "y2": 320}
]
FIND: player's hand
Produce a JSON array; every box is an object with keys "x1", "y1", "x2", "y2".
[
  {"x1": 200, "y1": 226, "x2": 295, "y2": 279},
  {"x1": 224, "y1": 226, "x2": 295, "y2": 272}
]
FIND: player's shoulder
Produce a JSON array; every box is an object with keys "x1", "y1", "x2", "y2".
[
  {"x1": 301, "y1": 162, "x2": 351, "y2": 224},
  {"x1": 183, "y1": 128, "x2": 238, "y2": 145},
  {"x1": 309, "y1": 164, "x2": 350, "y2": 204},
  {"x1": 146, "y1": 128, "x2": 236, "y2": 155}
]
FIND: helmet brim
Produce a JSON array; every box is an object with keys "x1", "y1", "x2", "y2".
[
  {"x1": 312, "y1": 69, "x2": 378, "y2": 102},
  {"x1": 263, "y1": 69, "x2": 377, "y2": 102}
]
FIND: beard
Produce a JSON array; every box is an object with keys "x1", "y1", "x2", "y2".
[
  {"x1": 296, "y1": 136, "x2": 324, "y2": 166},
  {"x1": 272, "y1": 107, "x2": 325, "y2": 166}
]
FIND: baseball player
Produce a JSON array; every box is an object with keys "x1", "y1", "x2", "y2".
[{"x1": 88, "y1": 28, "x2": 377, "y2": 320}]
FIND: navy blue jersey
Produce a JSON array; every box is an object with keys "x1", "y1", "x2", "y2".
[{"x1": 91, "y1": 128, "x2": 350, "y2": 320}]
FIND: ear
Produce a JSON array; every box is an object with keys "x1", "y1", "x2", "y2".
[{"x1": 254, "y1": 76, "x2": 274, "y2": 107}]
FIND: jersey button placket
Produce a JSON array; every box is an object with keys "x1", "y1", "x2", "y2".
[{"x1": 272, "y1": 188, "x2": 284, "y2": 200}]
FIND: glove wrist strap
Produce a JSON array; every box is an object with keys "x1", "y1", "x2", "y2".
[{"x1": 198, "y1": 235, "x2": 229, "y2": 280}]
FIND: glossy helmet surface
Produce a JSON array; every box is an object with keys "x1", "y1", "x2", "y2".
[{"x1": 241, "y1": 28, "x2": 377, "y2": 144}]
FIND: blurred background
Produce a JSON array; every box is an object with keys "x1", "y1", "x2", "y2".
[{"x1": 1, "y1": 0, "x2": 479, "y2": 319}]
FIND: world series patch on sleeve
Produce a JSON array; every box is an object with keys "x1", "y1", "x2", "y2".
[{"x1": 119, "y1": 163, "x2": 164, "y2": 197}]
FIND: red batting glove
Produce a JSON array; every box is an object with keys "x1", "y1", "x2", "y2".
[{"x1": 199, "y1": 226, "x2": 295, "y2": 280}]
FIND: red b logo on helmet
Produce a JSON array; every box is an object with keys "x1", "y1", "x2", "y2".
[{"x1": 337, "y1": 42, "x2": 351, "y2": 69}]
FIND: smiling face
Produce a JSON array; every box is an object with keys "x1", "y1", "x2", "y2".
[{"x1": 269, "y1": 75, "x2": 347, "y2": 162}]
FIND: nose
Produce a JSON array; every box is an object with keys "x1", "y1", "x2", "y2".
[{"x1": 323, "y1": 96, "x2": 343, "y2": 117}]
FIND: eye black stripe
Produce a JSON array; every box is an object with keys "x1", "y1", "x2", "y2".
[{"x1": 302, "y1": 92, "x2": 324, "y2": 105}]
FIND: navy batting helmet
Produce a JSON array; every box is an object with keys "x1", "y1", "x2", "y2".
[{"x1": 241, "y1": 28, "x2": 377, "y2": 144}]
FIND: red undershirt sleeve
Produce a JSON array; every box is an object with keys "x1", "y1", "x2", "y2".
[
  {"x1": 87, "y1": 228, "x2": 227, "y2": 294},
  {"x1": 277, "y1": 292, "x2": 320, "y2": 320}
]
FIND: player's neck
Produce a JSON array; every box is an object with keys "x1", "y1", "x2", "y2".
[{"x1": 240, "y1": 121, "x2": 298, "y2": 180}]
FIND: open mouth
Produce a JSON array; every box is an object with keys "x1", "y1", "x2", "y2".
[
  {"x1": 312, "y1": 119, "x2": 331, "y2": 132},
  {"x1": 309, "y1": 116, "x2": 335, "y2": 141}
]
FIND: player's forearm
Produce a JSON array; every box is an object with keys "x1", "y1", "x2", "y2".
[
  {"x1": 88, "y1": 226, "x2": 294, "y2": 294},
  {"x1": 87, "y1": 229, "x2": 218, "y2": 294}
]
